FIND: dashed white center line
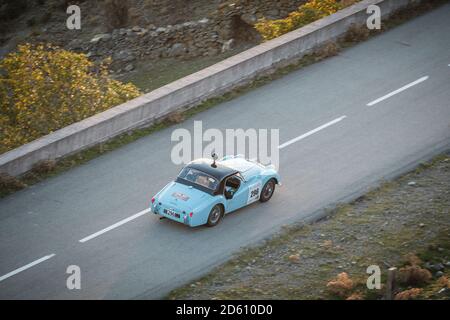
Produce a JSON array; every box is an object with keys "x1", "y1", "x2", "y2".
[
  {"x1": 278, "y1": 116, "x2": 347, "y2": 150},
  {"x1": 0, "y1": 254, "x2": 56, "y2": 283},
  {"x1": 366, "y1": 76, "x2": 429, "y2": 106},
  {"x1": 79, "y1": 208, "x2": 150, "y2": 243}
]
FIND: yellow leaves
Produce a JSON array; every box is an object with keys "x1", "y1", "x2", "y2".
[
  {"x1": 0, "y1": 43, "x2": 141, "y2": 154},
  {"x1": 254, "y1": 0, "x2": 343, "y2": 41}
]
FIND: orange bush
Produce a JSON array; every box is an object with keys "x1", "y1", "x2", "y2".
[
  {"x1": 326, "y1": 272, "x2": 354, "y2": 298},
  {"x1": 397, "y1": 265, "x2": 432, "y2": 286},
  {"x1": 394, "y1": 288, "x2": 422, "y2": 300}
]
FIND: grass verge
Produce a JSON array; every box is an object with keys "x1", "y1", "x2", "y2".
[{"x1": 167, "y1": 152, "x2": 450, "y2": 300}]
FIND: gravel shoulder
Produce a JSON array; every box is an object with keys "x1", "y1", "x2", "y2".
[{"x1": 168, "y1": 153, "x2": 450, "y2": 300}]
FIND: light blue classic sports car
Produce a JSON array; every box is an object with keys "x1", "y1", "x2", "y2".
[{"x1": 150, "y1": 154, "x2": 281, "y2": 227}]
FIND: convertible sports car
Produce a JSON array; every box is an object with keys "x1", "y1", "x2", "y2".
[{"x1": 150, "y1": 154, "x2": 281, "y2": 227}]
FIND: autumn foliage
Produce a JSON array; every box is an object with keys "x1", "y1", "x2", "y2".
[
  {"x1": 0, "y1": 44, "x2": 140, "y2": 154},
  {"x1": 326, "y1": 272, "x2": 354, "y2": 298},
  {"x1": 254, "y1": 0, "x2": 359, "y2": 41}
]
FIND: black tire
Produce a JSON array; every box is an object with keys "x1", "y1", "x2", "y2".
[
  {"x1": 206, "y1": 204, "x2": 223, "y2": 227},
  {"x1": 259, "y1": 179, "x2": 276, "y2": 202}
]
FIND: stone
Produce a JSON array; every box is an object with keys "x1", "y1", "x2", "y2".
[
  {"x1": 156, "y1": 27, "x2": 167, "y2": 33},
  {"x1": 113, "y1": 50, "x2": 135, "y2": 62},
  {"x1": 68, "y1": 38, "x2": 83, "y2": 50},
  {"x1": 288, "y1": 254, "x2": 300, "y2": 263},
  {"x1": 221, "y1": 39, "x2": 235, "y2": 52},
  {"x1": 198, "y1": 18, "x2": 209, "y2": 24},
  {"x1": 435, "y1": 271, "x2": 444, "y2": 277},
  {"x1": 169, "y1": 43, "x2": 187, "y2": 57},
  {"x1": 124, "y1": 64, "x2": 135, "y2": 72},
  {"x1": 266, "y1": 9, "x2": 280, "y2": 18},
  {"x1": 408, "y1": 181, "x2": 416, "y2": 186},
  {"x1": 241, "y1": 13, "x2": 257, "y2": 25},
  {"x1": 433, "y1": 263, "x2": 445, "y2": 271},
  {"x1": 90, "y1": 33, "x2": 112, "y2": 44}
]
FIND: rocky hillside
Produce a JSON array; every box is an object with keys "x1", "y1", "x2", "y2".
[{"x1": 0, "y1": 0, "x2": 307, "y2": 75}]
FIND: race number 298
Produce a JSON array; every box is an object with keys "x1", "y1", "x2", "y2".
[{"x1": 247, "y1": 183, "x2": 261, "y2": 204}]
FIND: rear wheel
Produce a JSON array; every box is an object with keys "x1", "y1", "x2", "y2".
[
  {"x1": 206, "y1": 204, "x2": 223, "y2": 227},
  {"x1": 259, "y1": 179, "x2": 276, "y2": 202}
]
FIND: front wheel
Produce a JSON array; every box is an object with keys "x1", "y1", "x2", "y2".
[
  {"x1": 206, "y1": 204, "x2": 223, "y2": 227},
  {"x1": 259, "y1": 179, "x2": 276, "y2": 202}
]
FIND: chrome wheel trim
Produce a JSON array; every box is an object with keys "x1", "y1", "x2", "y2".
[
  {"x1": 263, "y1": 181, "x2": 274, "y2": 199},
  {"x1": 210, "y1": 206, "x2": 221, "y2": 224}
]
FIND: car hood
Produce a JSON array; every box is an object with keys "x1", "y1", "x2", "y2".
[{"x1": 157, "y1": 181, "x2": 212, "y2": 211}]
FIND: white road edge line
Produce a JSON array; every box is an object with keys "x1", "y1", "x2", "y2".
[
  {"x1": 79, "y1": 208, "x2": 151, "y2": 243},
  {"x1": 278, "y1": 116, "x2": 347, "y2": 150},
  {"x1": 0, "y1": 254, "x2": 56, "y2": 283},
  {"x1": 366, "y1": 76, "x2": 429, "y2": 106}
]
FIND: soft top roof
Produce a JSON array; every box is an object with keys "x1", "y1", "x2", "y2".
[{"x1": 186, "y1": 158, "x2": 238, "y2": 181}]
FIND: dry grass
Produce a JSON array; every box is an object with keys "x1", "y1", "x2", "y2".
[
  {"x1": 343, "y1": 23, "x2": 370, "y2": 43},
  {"x1": 314, "y1": 42, "x2": 341, "y2": 60},
  {"x1": 397, "y1": 265, "x2": 432, "y2": 287},
  {"x1": 394, "y1": 288, "x2": 423, "y2": 300},
  {"x1": 326, "y1": 272, "x2": 354, "y2": 298},
  {"x1": 0, "y1": 173, "x2": 27, "y2": 193},
  {"x1": 346, "y1": 292, "x2": 364, "y2": 300},
  {"x1": 404, "y1": 253, "x2": 423, "y2": 266},
  {"x1": 437, "y1": 276, "x2": 449, "y2": 289},
  {"x1": 31, "y1": 159, "x2": 57, "y2": 175},
  {"x1": 164, "y1": 111, "x2": 185, "y2": 125}
]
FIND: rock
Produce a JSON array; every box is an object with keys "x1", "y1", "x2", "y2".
[
  {"x1": 438, "y1": 287, "x2": 448, "y2": 295},
  {"x1": 90, "y1": 33, "x2": 111, "y2": 43},
  {"x1": 433, "y1": 263, "x2": 445, "y2": 271},
  {"x1": 221, "y1": 39, "x2": 235, "y2": 52},
  {"x1": 435, "y1": 271, "x2": 444, "y2": 277},
  {"x1": 124, "y1": 64, "x2": 135, "y2": 72},
  {"x1": 419, "y1": 223, "x2": 425, "y2": 228},
  {"x1": 424, "y1": 262, "x2": 433, "y2": 270},
  {"x1": 288, "y1": 254, "x2": 300, "y2": 263},
  {"x1": 266, "y1": 9, "x2": 280, "y2": 18},
  {"x1": 241, "y1": 13, "x2": 257, "y2": 25},
  {"x1": 156, "y1": 27, "x2": 167, "y2": 33},
  {"x1": 132, "y1": 26, "x2": 141, "y2": 32},
  {"x1": 113, "y1": 50, "x2": 135, "y2": 62},
  {"x1": 169, "y1": 43, "x2": 186, "y2": 57},
  {"x1": 68, "y1": 38, "x2": 83, "y2": 50},
  {"x1": 445, "y1": 261, "x2": 450, "y2": 267},
  {"x1": 408, "y1": 181, "x2": 417, "y2": 186},
  {"x1": 198, "y1": 18, "x2": 209, "y2": 24}
]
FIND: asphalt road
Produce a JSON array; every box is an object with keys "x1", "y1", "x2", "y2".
[{"x1": 1, "y1": 4, "x2": 449, "y2": 299}]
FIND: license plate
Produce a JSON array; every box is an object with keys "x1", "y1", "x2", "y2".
[{"x1": 164, "y1": 208, "x2": 180, "y2": 218}]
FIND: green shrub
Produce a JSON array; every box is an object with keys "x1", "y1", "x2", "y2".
[{"x1": 0, "y1": 43, "x2": 141, "y2": 154}]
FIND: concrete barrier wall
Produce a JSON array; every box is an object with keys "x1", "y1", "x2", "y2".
[{"x1": 0, "y1": 0, "x2": 415, "y2": 176}]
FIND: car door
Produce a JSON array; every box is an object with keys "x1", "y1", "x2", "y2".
[{"x1": 225, "y1": 174, "x2": 248, "y2": 213}]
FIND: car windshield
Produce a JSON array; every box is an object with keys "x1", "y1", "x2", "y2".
[{"x1": 178, "y1": 167, "x2": 219, "y2": 191}]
